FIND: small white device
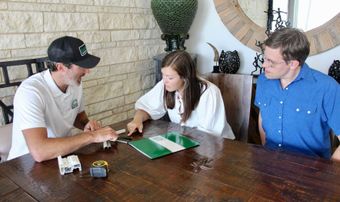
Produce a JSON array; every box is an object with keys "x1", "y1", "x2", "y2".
[{"x1": 57, "y1": 155, "x2": 82, "y2": 175}]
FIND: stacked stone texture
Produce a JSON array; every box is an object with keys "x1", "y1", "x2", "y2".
[{"x1": 0, "y1": 0, "x2": 163, "y2": 126}]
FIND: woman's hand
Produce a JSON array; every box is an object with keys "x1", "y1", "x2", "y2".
[
  {"x1": 127, "y1": 109, "x2": 150, "y2": 136},
  {"x1": 127, "y1": 120, "x2": 143, "y2": 136}
]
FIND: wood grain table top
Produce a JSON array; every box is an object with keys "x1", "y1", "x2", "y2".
[{"x1": 1, "y1": 120, "x2": 339, "y2": 201}]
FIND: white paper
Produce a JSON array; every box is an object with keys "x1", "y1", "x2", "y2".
[{"x1": 149, "y1": 135, "x2": 185, "y2": 152}]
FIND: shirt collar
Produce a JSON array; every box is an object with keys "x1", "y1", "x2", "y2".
[
  {"x1": 43, "y1": 70, "x2": 65, "y2": 97},
  {"x1": 293, "y1": 63, "x2": 314, "y2": 83}
]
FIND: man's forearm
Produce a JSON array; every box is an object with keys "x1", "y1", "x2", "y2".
[
  {"x1": 331, "y1": 146, "x2": 340, "y2": 161},
  {"x1": 331, "y1": 136, "x2": 340, "y2": 161},
  {"x1": 24, "y1": 128, "x2": 93, "y2": 162},
  {"x1": 258, "y1": 112, "x2": 266, "y2": 145}
]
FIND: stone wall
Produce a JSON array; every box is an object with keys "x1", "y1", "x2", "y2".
[{"x1": 0, "y1": 0, "x2": 163, "y2": 126}]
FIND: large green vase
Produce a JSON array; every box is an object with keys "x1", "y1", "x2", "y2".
[{"x1": 151, "y1": 0, "x2": 198, "y2": 52}]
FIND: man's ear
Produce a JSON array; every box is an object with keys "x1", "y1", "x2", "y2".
[
  {"x1": 289, "y1": 60, "x2": 300, "y2": 70},
  {"x1": 55, "y1": 63, "x2": 66, "y2": 72}
]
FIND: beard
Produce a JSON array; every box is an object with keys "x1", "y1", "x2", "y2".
[{"x1": 64, "y1": 72, "x2": 81, "y2": 87}]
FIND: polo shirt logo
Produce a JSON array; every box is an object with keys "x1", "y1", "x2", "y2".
[
  {"x1": 79, "y1": 44, "x2": 87, "y2": 56},
  {"x1": 71, "y1": 99, "x2": 78, "y2": 109}
]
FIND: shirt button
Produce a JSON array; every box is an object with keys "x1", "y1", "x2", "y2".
[
  {"x1": 278, "y1": 130, "x2": 281, "y2": 133},
  {"x1": 285, "y1": 87, "x2": 288, "y2": 90},
  {"x1": 280, "y1": 101, "x2": 283, "y2": 104},
  {"x1": 258, "y1": 102, "x2": 261, "y2": 105},
  {"x1": 307, "y1": 110, "x2": 311, "y2": 114},
  {"x1": 278, "y1": 144, "x2": 282, "y2": 147},
  {"x1": 264, "y1": 103, "x2": 267, "y2": 106},
  {"x1": 278, "y1": 116, "x2": 282, "y2": 119},
  {"x1": 296, "y1": 108, "x2": 300, "y2": 112}
]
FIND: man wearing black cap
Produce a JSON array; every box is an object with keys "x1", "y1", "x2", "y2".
[{"x1": 8, "y1": 36, "x2": 118, "y2": 162}]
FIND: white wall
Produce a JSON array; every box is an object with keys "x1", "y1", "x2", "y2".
[{"x1": 186, "y1": 0, "x2": 340, "y2": 75}]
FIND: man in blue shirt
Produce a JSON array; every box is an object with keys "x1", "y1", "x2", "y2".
[{"x1": 255, "y1": 28, "x2": 340, "y2": 161}]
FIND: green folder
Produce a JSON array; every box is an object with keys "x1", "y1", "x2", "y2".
[{"x1": 128, "y1": 131, "x2": 200, "y2": 159}]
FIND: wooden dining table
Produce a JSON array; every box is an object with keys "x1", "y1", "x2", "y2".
[{"x1": 0, "y1": 120, "x2": 339, "y2": 201}]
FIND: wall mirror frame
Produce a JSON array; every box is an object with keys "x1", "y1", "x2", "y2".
[{"x1": 214, "y1": 0, "x2": 340, "y2": 55}]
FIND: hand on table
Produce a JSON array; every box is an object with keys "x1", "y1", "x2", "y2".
[
  {"x1": 88, "y1": 126, "x2": 118, "y2": 143},
  {"x1": 84, "y1": 120, "x2": 101, "y2": 132},
  {"x1": 127, "y1": 120, "x2": 143, "y2": 136}
]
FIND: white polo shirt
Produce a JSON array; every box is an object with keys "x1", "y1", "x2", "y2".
[
  {"x1": 135, "y1": 79, "x2": 235, "y2": 139},
  {"x1": 8, "y1": 70, "x2": 84, "y2": 160}
]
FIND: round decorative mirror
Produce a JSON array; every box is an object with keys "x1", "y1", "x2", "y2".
[{"x1": 214, "y1": 0, "x2": 340, "y2": 55}]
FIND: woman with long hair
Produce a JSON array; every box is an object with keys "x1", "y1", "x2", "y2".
[{"x1": 127, "y1": 51, "x2": 234, "y2": 139}]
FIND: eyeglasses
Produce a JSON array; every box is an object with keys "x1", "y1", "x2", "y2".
[{"x1": 263, "y1": 57, "x2": 286, "y2": 67}]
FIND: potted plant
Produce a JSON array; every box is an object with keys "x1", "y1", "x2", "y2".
[{"x1": 151, "y1": 0, "x2": 198, "y2": 52}]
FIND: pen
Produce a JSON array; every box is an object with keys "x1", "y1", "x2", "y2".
[{"x1": 115, "y1": 136, "x2": 132, "y2": 144}]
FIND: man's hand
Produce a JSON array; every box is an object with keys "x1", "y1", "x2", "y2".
[
  {"x1": 23, "y1": 126, "x2": 118, "y2": 162},
  {"x1": 84, "y1": 120, "x2": 101, "y2": 132},
  {"x1": 88, "y1": 126, "x2": 118, "y2": 143},
  {"x1": 127, "y1": 120, "x2": 143, "y2": 136}
]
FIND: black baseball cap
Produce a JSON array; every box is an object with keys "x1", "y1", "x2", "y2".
[{"x1": 47, "y1": 36, "x2": 100, "y2": 68}]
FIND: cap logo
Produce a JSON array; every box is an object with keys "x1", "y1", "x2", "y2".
[{"x1": 79, "y1": 44, "x2": 87, "y2": 56}]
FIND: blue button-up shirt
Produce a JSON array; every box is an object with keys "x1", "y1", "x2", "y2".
[{"x1": 255, "y1": 63, "x2": 340, "y2": 159}]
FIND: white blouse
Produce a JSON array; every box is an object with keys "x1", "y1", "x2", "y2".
[{"x1": 135, "y1": 79, "x2": 235, "y2": 139}]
